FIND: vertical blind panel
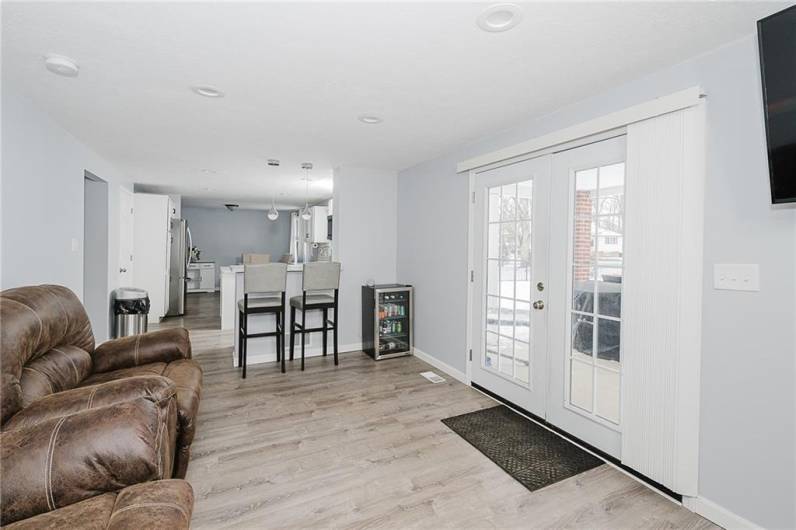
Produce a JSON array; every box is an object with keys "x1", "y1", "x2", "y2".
[{"x1": 621, "y1": 106, "x2": 704, "y2": 495}]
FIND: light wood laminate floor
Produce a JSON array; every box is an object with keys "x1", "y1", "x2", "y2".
[
  {"x1": 183, "y1": 327, "x2": 716, "y2": 529},
  {"x1": 157, "y1": 292, "x2": 221, "y2": 331}
]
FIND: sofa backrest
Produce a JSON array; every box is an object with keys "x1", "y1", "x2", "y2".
[{"x1": 0, "y1": 285, "x2": 95, "y2": 424}]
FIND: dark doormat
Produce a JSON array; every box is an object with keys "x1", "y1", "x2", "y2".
[{"x1": 441, "y1": 405, "x2": 603, "y2": 492}]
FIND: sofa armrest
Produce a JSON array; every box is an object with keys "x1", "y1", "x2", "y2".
[
  {"x1": 92, "y1": 328, "x2": 191, "y2": 374},
  {"x1": 1, "y1": 398, "x2": 173, "y2": 525},
  {"x1": 2, "y1": 376, "x2": 176, "y2": 432}
]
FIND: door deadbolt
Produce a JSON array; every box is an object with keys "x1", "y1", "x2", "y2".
[
  {"x1": 533, "y1": 300, "x2": 545, "y2": 310},
  {"x1": 536, "y1": 281, "x2": 545, "y2": 292}
]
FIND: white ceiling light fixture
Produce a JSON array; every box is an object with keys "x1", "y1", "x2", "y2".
[
  {"x1": 191, "y1": 86, "x2": 224, "y2": 98},
  {"x1": 358, "y1": 114, "x2": 383, "y2": 124},
  {"x1": 266, "y1": 159, "x2": 280, "y2": 221},
  {"x1": 476, "y1": 3, "x2": 523, "y2": 33},
  {"x1": 43, "y1": 54, "x2": 79, "y2": 77},
  {"x1": 300, "y1": 162, "x2": 313, "y2": 221}
]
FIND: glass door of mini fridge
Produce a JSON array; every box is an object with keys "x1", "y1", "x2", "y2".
[{"x1": 375, "y1": 287, "x2": 413, "y2": 358}]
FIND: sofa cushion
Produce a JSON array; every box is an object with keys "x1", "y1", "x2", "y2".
[
  {"x1": 3, "y1": 376, "x2": 176, "y2": 432},
  {"x1": 0, "y1": 285, "x2": 95, "y2": 423},
  {"x1": 80, "y1": 359, "x2": 203, "y2": 478},
  {"x1": 0, "y1": 398, "x2": 174, "y2": 524},
  {"x1": 2, "y1": 491, "x2": 117, "y2": 530},
  {"x1": 2, "y1": 480, "x2": 193, "y2": 530},
  {"x1": 18, "y1": 346, "x2": 93, "y2": 407}
]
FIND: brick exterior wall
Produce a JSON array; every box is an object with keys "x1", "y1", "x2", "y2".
[{"x1": 573, "y1": 191, "x2": 593, "y2": 281}]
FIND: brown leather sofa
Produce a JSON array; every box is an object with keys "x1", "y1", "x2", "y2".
[{"x1": 0, "y1": 285, "x2": 203, "y2": 527}]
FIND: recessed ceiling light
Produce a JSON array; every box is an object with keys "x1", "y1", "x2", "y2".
[
  {"x1": 477, "y1": 3, "x2": 523, "y2": 32},
  {"x1": 358, "y1": 115, "x2": 383, "y2": 124},
  {"x1": 191, "y1": 86, "x2": 224, "y2": 98},
  {"x1": 43, "y1": 54, "x2": 79, "y2": 77}
]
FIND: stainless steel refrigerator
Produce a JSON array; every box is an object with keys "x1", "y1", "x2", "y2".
[{"x1": 167, "y1": 218, "x2": 192, "y2": 316}]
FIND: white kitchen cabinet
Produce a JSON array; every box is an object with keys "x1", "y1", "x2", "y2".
[
  {"x1": 311, "y1": 205, "x2": 329, "y2": 243},
  {"x1": 187, "y1": 262, "x2": 216, "y2": 293},
  {"x1": 133, "y1": 193, "x2": 171, "y2": 323}
]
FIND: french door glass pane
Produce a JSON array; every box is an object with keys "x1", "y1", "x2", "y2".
[
  {"x1": 486, "y1": 296, "x2": 499, "y2": 334},
  {"x1": 595, "y1": 367, "x2": 621, "y2": 423},
  {"x1": 570, "y1": 360, "x2": 594, "y2": 412},
  {"x1": 484, "y1": 178, "x2": 534, "y2": 386},
  {"x1": 568, "y1": 162, "x2": 624, "y2": 426},
  {"x1": 487, "y1": 260, "x2": 499, "y2": 296},
  {"x1": 499, "y1": 299, "x2": 514, "y2": 337}
]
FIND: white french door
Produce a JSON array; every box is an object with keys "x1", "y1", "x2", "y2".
[
  {"x1": 547, "y1": 135, "x2": 626, "y2": 458},
  {"x1": 470, "y1": 155, "x2": 551, "y2": 418},
  {"x1": 470, "y1": 135, "x2": 626, "y2": 459}
]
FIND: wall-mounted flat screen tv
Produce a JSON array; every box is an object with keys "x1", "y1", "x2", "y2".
[{"x1": 758, "y1": 5, "x2": 796, "y2": 203}]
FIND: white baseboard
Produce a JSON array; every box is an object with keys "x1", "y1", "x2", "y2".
[
  {"x1": 236, "y1": 342, "x2": 362, "y2": 367},
  {"x1": 413, "y1": 347, "x2": 469, "y2": 384},
  {"x1": 683, "y1": 496, "x2": 761, "y2": 530}
]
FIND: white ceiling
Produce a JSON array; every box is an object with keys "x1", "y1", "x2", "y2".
[{"x1": 2, "y1": 1, "x2": 789, "y2": 209}]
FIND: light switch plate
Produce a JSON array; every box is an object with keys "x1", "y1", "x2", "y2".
[
  {"x1": 713, "y1": 264, "x2": 759, "y2": 291},
  {"x1": 71, "y1": 238, "x2": 80, "y2": 252}
]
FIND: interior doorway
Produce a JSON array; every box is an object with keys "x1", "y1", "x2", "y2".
[{"x1": 83, "y1": 171, "x2": 109, "y2": 340}]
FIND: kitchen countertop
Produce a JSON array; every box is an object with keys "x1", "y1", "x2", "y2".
[{"x1": 220, "y1": 263, "x2": 304, "y2": 274}]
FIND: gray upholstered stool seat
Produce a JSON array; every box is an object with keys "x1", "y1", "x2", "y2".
[
  {"x1": 290, "y1": 294, "x2": 335, "y2": 309},
  {"x1": 238, "y1": 296, "x2": 281, "y2": 311},
  {"x1": 291, "y1": 262, "x2": 341, "y2": 371},
  {"x1": 238, "y1": 263, "x2": 288, "y2": 377}
]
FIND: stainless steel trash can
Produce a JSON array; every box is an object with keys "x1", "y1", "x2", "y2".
[{"x1": 112, "y1": 287, "x2": 150, "y2": 338}]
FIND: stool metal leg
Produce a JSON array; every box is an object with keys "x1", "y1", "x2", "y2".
[
  {"x1": 333, "y1": 292, "x2": 339, "y2": 366},
  {"x1": 237, "y1": 312, "x2": 243, "y2": 369},
  {"x1": 290, "y1": 306, "x2": 296, "y2": 360},
  {"x1": 242, "y1": 312, "x2": 248, "y2": 379},
  {"x1": 322, "y1": 308, "x2": 328, "y2": 356},
  {"x1": 281, "y1": 306, "x2": 286, "y2": 373},
  {"x1": 275, "y1": 312, "x2": 281, "y2": 363},
  {"x1": 300, "y1": 307, "x2": 306, "y2": 371}
]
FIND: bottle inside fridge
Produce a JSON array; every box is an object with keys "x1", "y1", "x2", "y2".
[{"x1": 377, "y1": 290, "x2": 410, "y2": 355}]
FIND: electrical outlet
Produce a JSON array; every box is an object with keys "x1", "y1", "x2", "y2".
[{"x1": 713, "y1": 264, "x2": 759, "y2": 291}]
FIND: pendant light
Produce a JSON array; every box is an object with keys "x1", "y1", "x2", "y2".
[
  {"x1": 266, "y1": 159, "x2": 280, "y2": 221},
  {"x1": 267, "y1": 196, "x2": 279, "y2": 221},
  {"x1": 300, "y1": 162, "x2": 313, "y2": 221}
]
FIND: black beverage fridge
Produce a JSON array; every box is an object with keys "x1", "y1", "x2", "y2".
[{"x1": 362, "y1": 284, "x2": 414, "y2": 360}]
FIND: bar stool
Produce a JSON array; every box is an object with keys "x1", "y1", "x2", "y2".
[
  {"x1": 290, "y1": 262, "x2": 341, "y2": 371},
  {"x1": 238, "y1": 263, "x2": 287, "y2": 377}
]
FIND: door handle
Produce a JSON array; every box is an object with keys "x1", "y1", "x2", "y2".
[{"x1": 533, "y1": 300, "x2": 544, "y2": 310}]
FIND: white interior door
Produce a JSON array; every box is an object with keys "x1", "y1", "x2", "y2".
[
  {"x1": 470, "y1": 155, "x2": 551, "y2": 417},
  {"x1": 118, "y1": 188, "x2": 135, "y2": 286},
  {"x1": 547, "y1": 135, "x2": 626, "y2": 458}
]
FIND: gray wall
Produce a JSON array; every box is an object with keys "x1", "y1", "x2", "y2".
[
  {"x1": 397, "y1": 35, "x2": 794, "y2": 528},
  {"x1": 83, "y1": 175, "x2": 109, "y2": 340},
  {"x1": 333, "y1": 166, "x2": 397, "y2": 347},
  {"x1": 182, "y1": 206, "x2": 292, "y2": 287},
  {"x1": 1, "y1": 83, "x2": 131, "y2": 342}
]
